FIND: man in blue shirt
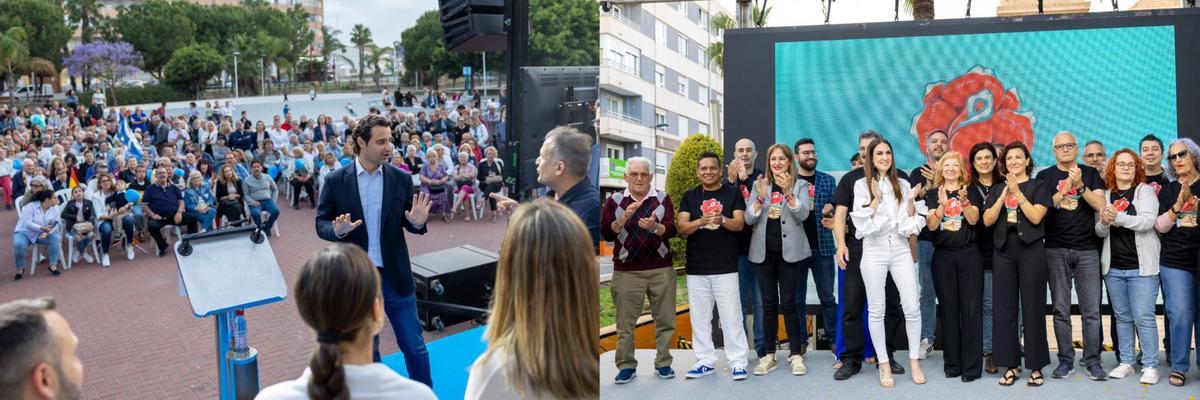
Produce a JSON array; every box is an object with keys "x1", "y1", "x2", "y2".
[{"x1": 142, "y1": 166, "x2": 198, "y2": 256}]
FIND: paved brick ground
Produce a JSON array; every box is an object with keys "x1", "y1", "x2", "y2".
[{"x1": 0, "y1": 204, "x2": 506, "y2": 399}]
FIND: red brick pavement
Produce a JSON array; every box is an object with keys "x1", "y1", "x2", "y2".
[{"x1": 0, "y1": 204, "x2": 506, "y2": 399}]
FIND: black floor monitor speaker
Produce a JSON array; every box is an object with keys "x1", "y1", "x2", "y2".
[
  {"x1": 411, "y1": 245, "x2": 498, "y2": 331},
  {"x1": 438, "y1": 0, "x2": 506, "y2": 52}
]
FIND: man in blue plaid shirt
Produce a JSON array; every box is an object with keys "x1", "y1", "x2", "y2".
[{"x1": 793, "y1": 138, "x2": 839, "y2": 350}]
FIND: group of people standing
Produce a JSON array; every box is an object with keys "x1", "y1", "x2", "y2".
[{"x1": 604, "y1": 129, "x2": 1200, "y2": 389}]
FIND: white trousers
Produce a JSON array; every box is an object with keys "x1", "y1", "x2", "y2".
[
  {"x1": 687, "y1": 273, "x2": 749, "y2": 370},
  {"x1": 861, "y1": 236, "x2": 922, "y2": 363}
]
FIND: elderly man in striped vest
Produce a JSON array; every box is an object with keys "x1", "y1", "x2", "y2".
[{"x1": 602, "y1": 156, "x2": 678, "y2": 384}]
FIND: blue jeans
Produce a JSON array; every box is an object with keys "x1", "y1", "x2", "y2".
[
  {"x1": 99, "y1": 215, "x2": 135, "y2": 254},
  {"x1": 1159, "y1": 265, "x2": 1200, "y2": 372},
  {"x1": 248, "y1": 199, "x2": 280, "y2": 232},
  {"x1": 13, "y1": 231, "x2": 60, "y2": 270},
  {"x1": 371, "y1": 269, "x2": 433, "y2": 388},
  {"x1": 796, "y1": 255, "x2": 838, "y2": 346},
  {"x1": 187, "y1": 209, "x2": 217, "y2": 231},
  {"x1": 1105, "y1": 268, "x2": 1160, "y2": 369},
  {"x1": 917, "y1": 240, "x2": 936, "y2": 341},
  {"x1": 737, "y1": 255, "x2": 764, "y2": 355}
]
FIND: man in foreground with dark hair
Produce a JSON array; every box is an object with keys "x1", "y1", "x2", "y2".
[
  {"x1": 315, "y1": 113, "x2": 434, "y2": 388},
  {"x1": 0, "y1": 297, "x2": 84, "y2": 400}
]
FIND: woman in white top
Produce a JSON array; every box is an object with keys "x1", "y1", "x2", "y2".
[
  {"x1": 466, "y1": 200, "x2": 599, "y2": 400},
  {"x1": 255, "y1": 244, "x2": 436, "y2": 400},
  {"x1": 848, "y1": 138, "x2": 926, "y2": 388}
]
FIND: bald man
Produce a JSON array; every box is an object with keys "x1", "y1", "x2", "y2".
[
  {"x1": 1034, "y1": 131, "x2": 1108, "y2": 380},
  {"x1": 727, "y1": 138, "x2": 765, "y2": 358}
]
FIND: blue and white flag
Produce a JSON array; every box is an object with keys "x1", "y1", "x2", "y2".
[{"x1": 118, "y1": 116, "x2": 144, "y2": 161}]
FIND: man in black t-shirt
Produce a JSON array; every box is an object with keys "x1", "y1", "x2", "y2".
[
  {"x1": 678, "y1": 151, "x2": 750, "y2": 380},
  {"x1": 1141, "y1": 134, "x2": 1170, "y2": 192},
  {"x1": 908, "y1": 130, "x2": 948, "y2": 358},
  {"x1": 832, "y1": 131, "x2": 910, "y2": 380},
  {"x1": 727, "y1": 138, "x2": 764, "y2": 356},
  {"x1": 1035, "y1": 131, "x2": 1108, "y2": 380}
]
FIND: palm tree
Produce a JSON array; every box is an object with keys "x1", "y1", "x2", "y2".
[
  {"x1": 320, "y1": 25, "x2": 345, "y2": 83},
  {"x1": 751, "y1": 2, "x2": 772, "y2": 27},
  {"x1": 903, "y1": 0, "x2": 935, "y2": 20},
  {"x1": 349, "y1": 24, "x2": 373, "y2": 85},
  {"x1": 65, "y1": 0, "x2": 101, "y2": 91},
  {"x1": 705, "y1": 12, "x2": 735, "y2": 73},
  {"x1": 0, "y1": 27, "x2": 29, "y2": 106},
  {"x1": 363, "y1": 45, "x2": 394, "y2": 90}
]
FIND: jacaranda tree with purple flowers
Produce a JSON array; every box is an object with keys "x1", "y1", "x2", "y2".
[{"x1": 65, "y1": 40, "x2": 142, "y2": 106}]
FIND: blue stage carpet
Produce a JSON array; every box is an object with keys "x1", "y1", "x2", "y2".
[{"x1": 383, "y1": 327, "x2": 488, "y2": 399}]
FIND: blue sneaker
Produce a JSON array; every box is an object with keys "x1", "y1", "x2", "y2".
[
  {"x1": 685, "y1": 364, "x2": 715, "y2": 379},
  {"x1": 732, "y1": 367, "x2": 749, "y2": 381},
  {"x1": 614, "y1": 368, "x2": 636, "y2": 384},
  {"x1": 656, "y1": 366, "x2": 676, "y2": 379}
]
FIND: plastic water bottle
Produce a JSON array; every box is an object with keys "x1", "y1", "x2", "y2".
[{"x1": 232, "y1": 309, "x2": 248, "y2": 356}]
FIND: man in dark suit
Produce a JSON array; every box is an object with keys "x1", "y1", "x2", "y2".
[
  {"x1": 152, "y1": 116, "x2": 170, "y2": 149},
  {"x1": 315, "y1": 114, "x2": 434, "y2": 387}
]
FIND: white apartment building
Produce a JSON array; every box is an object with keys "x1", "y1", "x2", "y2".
[{"x1": 598, "y1": 1, "x2": 728, "y2": 192}]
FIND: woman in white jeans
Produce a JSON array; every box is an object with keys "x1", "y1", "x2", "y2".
[{"x1": 849, "y1": 138, "x2": 926, "y2": 387}]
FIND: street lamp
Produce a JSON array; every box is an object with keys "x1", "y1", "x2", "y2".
[{"x1": 232, "y1": 51, "x2": 240, "y2": 100}]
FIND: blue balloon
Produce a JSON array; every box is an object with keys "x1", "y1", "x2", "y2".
[
  {"x1": 12, "y1": 159, "x2": 21, "y2": 170},
  {"x1": 173, "y1": 168, "x2": 185, "y2": 177},
  {"x1": 124, "y1": 189, "x2": 140, "y2": 203},
  {"x1": 315, "y1": 161, "x2": 323, "y2": 170},
  {"x1": 339, "y1": 158, "x2": 351, "y2": 167},
  {"x1": 294, "y1": 160, "x2": 305, "y2": 171},
  {"x1": 268, "y1": 166, "x2": 280, "y2": 180}
]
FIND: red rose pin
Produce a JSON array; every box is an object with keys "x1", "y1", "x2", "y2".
[
  {"x1": 945, "y1": 198, "x2": 963, "y2": 217},
  {"x1": 1113, "y1": 197, "x2": 1130, "y2": 212},
  {"x1": 1150, "y1": 182, "x2": 1162, "y2": 195},
  {"x1": 808, "y1": 185, "x2": 816, "y2": 199},
  {"x1": 1004, "y1": 195, "x2": 1019, "y2": 209},
  {"x1": 770, "y1": 192, "x2": 784, "y2": 205},
  {"x1": 1057, "y1": 179, "x2": 1077, "y2": 196},
  {"x1": 1183, "y1": 197, "x2": 1197, "y2": 213}
]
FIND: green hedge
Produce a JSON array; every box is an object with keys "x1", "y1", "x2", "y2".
[
  {"x1": 664, "y1": 134, "x2": 724, "y2": 271},
  {"x1": 79, "y1": 84, "x2": 191, "y2": 107}
]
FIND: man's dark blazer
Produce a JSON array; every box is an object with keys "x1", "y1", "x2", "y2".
[{"x1": 316, "y1": 161, "x2": 427, "y2": 296}]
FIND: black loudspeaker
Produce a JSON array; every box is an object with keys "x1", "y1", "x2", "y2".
[
  {"x1": 514, "y1": 66, "x2": 599, "y2": 193},
  {"x1": 438, "y1": 0, "x2": 506, "y2": 52},
  {"x1": 411, "y1": 245, "x2": 498, "y2": 331}
]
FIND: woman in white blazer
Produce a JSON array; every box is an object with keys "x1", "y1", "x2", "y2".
[
  {"x1": 744, "y1": 144, "x2": 811, "y2": 376},
  {"x1": 849, "y1": 138, "x2": 926, "y2": 387},
  {"x1": 1094, "y1": 148, "x2": 1161, "y2": 384}
]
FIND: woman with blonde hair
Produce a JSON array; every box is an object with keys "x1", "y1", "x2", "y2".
[
  {"x1": 256, "y1": 244, "x2": 436, "y2": 399},
  {"x1": 466, "y1": 199, "x2": 599, "y2": 399},
  {"x1": 924, "y1": 151, "x2": 984, "y2": 381}
]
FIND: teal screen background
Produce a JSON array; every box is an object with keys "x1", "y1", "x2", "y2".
[{"x1": 775, "y1": 26, "x2": 1177, "y2": 172}]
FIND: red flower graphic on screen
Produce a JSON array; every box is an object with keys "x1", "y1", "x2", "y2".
[{"x1": 911, "y1": 66, "x2": 1036, "y2": 159}]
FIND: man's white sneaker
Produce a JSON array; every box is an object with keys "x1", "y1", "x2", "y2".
[
  {"x1": 789, "y1": 354, "x2": 807, "y2": 375},
  {"x1": 1139, "y1": 368, "x2": 1159, "y2": 384},
  {"x1": 81, "y1": 252, "x2": 95, "y2": 264},
  {"x1": 126, "y1": 246, "x2": 135, "y2": 260},
  {"x1": 1109, "y1": 363, "x2": 1136, "y2": 379},
  {"x1": 753, "y1": 354, "x2": 777, "y2": 375},
  {"x1": 101, "y1": 254, "x2": 110, "y2": 267},
  {"x1": 918, "y1": 338, "x2": 933, "y2": 360}
]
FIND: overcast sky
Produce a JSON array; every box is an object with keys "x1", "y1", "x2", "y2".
[{"x1": 325, "y1": 0, "x2": 438, "y2": 48}]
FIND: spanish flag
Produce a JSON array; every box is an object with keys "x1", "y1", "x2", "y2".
[{"x1": 68, "y1": 170, "x2": 79, "y2": 189}]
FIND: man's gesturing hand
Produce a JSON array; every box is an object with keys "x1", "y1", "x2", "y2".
[
  {"x1": 333, "y1": 213, "x2": 363, "y2": 236},
  {"x1": 406, "y1": 191, "x2": 432, "y2": 226}
]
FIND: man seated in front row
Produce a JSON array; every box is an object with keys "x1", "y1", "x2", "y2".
[{"x1": 143, "y1": 166, "x2": 198, "y2": 256}]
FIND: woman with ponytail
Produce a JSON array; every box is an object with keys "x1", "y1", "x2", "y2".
[{"x1": 256, "y1": 243, "x2": 436, "y2": 399}]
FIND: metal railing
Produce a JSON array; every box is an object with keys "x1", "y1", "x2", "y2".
[
  {"x1": 603, "y1": 109, "x2": 642, "y2": 124},
  {"x1": 603, "y1": 58, "x2": 639, "y2": 76}
]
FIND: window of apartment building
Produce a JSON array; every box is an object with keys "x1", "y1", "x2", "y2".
[
  {"x1": 606, "y1": 96, "x2": 621, "y2": 116},
  {"x1": 655, "y1": 65, "x2": 665, "y2": 88},
  {"x1": 699, "y1": 85, "x2": 708, "y2": 104},
  {"x1": 678, "y1": 35, "x2": 688, "y2": 57},
  {"x1": 699, "y1": 9, "x2": 709, "y2": 31},
  {"x1": 608, "y1": 50, "x2": 623, "y2": 67},
  {"x1": 655, "y1": 109, "x2": 667, "y2": 127},
  {"x1": 698, "y1": 122, "x2": 709, "y2": 135},
  {"x1": 678, "y1": 115, "x2": 689, "y2": 135},
  {"x1": 656, "y1": 151, "x2": 672, "y2": 176},
  {"x1": 655, "y1": 19, "x2": 666, "y2": 45},
  {"x1": 677, "y1": 76, "x2": 687, "y2": 94},
  {"x1": 626, "y1": 51, "x2": 639, "y2": 74},
  {"x1": 606, "y1": 144, "x2": 624, "y2": 160}
]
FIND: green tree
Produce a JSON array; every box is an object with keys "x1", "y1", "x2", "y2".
[
  {"x1": 400, "y1": 11, "x2": 444, "y2": 89},
  {"x1": 664, "y1": 134, "x2": 724, "y2": 270},
  {"x1": 528, "y1": 0, "x2": 598, "y2": 66},
  {"x1": 64, "y1": 0, "x2": 102, "y2": 44},
  {"x1": 904, "y1": 0, "x2": 935, "y2": 20},
  {"x1": 0, "y1": 0, "x2": 72, "y2": 69},
  {"x1": 363, "y1": 45, "x2": 394, "y2": 89},
  {"x1": 111, "y1": 0, "x2": 196, "y2": 79},
  {"x1": 163, "y1": 44, "x2": 223, "y2": 98},
  {"x1": 350, "y1": 24, "x2": 373, "y2": 84},
  {"x1": 320, "y1": 25, "x2": 345, "y2": 82},
  {"x1": 704, "y1": 12, "x2": 735, "y2": 73},
  {"x1": 0, "y1": 27, "x2": 29, "y2": 106}
]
